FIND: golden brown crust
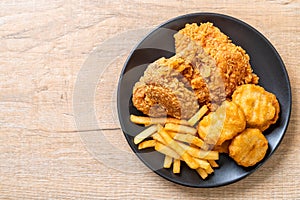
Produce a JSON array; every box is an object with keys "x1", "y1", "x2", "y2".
[
  {"x1": 171, "y1": 34, "x2": 227, "y2": 109},
  {"x1": 197, "y1": 101, "x2": 246, "y2": 146},
  {"x1": 232, "y1": 84, "x2": 280, "y2": 131},
  {"x1": 132, "y1": 59, "x2": 199, "y2": 119},
  {"x1": 175, "y1": 22, "x2": 259, "y2": 98},
  {"x1": 229, "y1": 128, "x2": 268, "y2": 167}
]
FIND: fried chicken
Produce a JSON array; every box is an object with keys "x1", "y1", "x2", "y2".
[
  {"x1": 132, "y1": 58, "x2": 199, "y2": 119},
  {"x1": 174, "y1": 22, "x2": 259, "y2": 98}
]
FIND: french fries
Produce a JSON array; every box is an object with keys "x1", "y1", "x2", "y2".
[
  {"x1": 178, "y1": 142, "x2": 219, "y2": 160},
  {"x1": 173, "y1": 159, "x2": 181, "y2": 173},
  {"x1": 196, "y1": 168, "x2": 208, "y2": 179},
  {"x1": 130, "y1": 115, "x2": 190, "y2": 126},
  {"x1": 188, "y1": 105, "x2": 208, "y2": 126},
  {"x1": 168, "y1": 132, "x2": 209, "y2": 150},
  {"x1": 164, "y1": 123, "x2": 197, "y2": 135},
  {"x1": 138, "y1": 140, "x2": 156, "y2": 150},
  {"x1": 154, "y1": 142, "x2": 181, "y2": 159},
  {"x1": 158, "y1": 128, "x2": 199, "y2": 169},
  {"x1": 152, "y1": 132, "x2": 165, "y2": 144},
  {"x1": 134, "y1": 125, "x2": 157, "y2": 144},
  {"x1": 130, "y1": 105, "x2": 220, "y2": 180},
  {"x1": 163, "y1": 155, "x2": 173, "y2": 168},
  {"x1": 208, "y1": 160, "x2": 219, "y2": 168},
  {"x1": 194, "y1": 158, "x2": 210, "y2": 170}
]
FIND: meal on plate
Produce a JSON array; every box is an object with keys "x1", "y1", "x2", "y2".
[{"x1": 130, "y1": 22, "x2": 280, "y2": 180}]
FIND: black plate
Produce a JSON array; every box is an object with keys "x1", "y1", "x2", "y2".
[{"x1": 117, "y1": 13, "x2": 291, "y2": 187}]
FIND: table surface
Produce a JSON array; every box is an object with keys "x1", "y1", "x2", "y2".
[{"x1": 0, "y1": 0, "x2": 299, "y2": 199}]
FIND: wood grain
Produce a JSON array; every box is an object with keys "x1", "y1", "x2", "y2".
[{"x1": 0, "y1": 0, "x2": 299, "y2": 199}]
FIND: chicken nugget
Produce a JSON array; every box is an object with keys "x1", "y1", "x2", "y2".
[
  {"x1": 198, "y1": 101, "x2": 246, "y2": 146},
  {"x1": 232, "y1": 84, "x2": 280, "y2": 131},
  {"x1": 229, "y1": 128, "x2": 268, "y2": 167}
]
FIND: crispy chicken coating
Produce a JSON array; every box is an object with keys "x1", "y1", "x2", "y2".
[
  {"x1": 229, "y1": 128, "x2": 268, "y2": 167},
  {"x1": 173, "y1": 35, "x2": 226, "y2": 109},
  {"x1": 132, "y1": 58, "x2": 199, "y2": 119},
  {"x1": 175, "y1": 22, "x2": 259, "y2": 98},
  {"x1": 198, "y1": 101, "x2": 246, "y2": 146},
  {"x1": 232, "y1": 84, "x2": 280, "y2": 131}
]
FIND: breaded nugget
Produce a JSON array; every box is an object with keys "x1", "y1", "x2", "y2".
[
  {"x1": 175, "y1": 22, "x2": 259, "y2": 97},
  {"x1": 212, "y1": 139, "x2": 231, "y2": 154},
  {"x1": 229, "y1": 128, "x2": 268, "y2": 167},
  {"x1": 198, "y1": 101, "x2": 246, "y2": 146},
  {"x1": 232, "y1": 84, "x2": 280, "y2": 131}
]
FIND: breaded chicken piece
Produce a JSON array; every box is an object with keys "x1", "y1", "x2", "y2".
[
  {"x1": 174, "y1": 22, "x2": 259, "y2": 97},
  {"x1": 173, "y1": 35, "x2": 226, "y2": 109},
  {"x1": 198, "y1": 101, "x2": 246, "y2": 146},
  {"x1": 132, "y1": 58, "x2": 199, "y2": 119},
  {"x1": 232, "y1": 84, "x2": 280, "y2": 131},
  {"x1": 229, "y1": 128, "x2": 268, "y2": 167}
]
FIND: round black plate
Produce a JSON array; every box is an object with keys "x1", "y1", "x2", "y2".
[{"x1": 117, "y1": 13, "x2": 291, "y2": 187}]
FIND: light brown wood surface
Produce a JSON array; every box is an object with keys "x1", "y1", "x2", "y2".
[{"x1": 0, "y1": 0, "x2": 299, "y2": 199}]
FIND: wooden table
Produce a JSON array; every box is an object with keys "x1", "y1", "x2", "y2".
[{"x1": 0, "y1": 0, "x2": 299, "y2": 199}]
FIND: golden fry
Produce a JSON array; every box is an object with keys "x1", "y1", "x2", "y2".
[
  {"x1": 134, "y1": 125, "x2": 157, "y2": 144},
  {"x1": 205, "y1": 165, "x2": 214, "y2": 174},
  {"x1": 169, "y1": 132, "x2": 208, "y2": 150},
  {"x1": 152, "y1": 132, "x2": 165, "y2": 144},
  {"x1": 178, "y1": 142, "x2": 219, "y2": 160},
  {"x1": 196, "y1": 168, "x2": 208, "y2": 179},
  {"x1": 154, "y1": 142, "x2": 181, "y2": 159},
  {"x1": 158, "y1": 128, "x2": 199, "y2": 169},
  {"x1": 130, "y1": 114, "x2": 190, "y2": 126},
  {"x1": 163, "y1": 155, "x2": 173, "y2": 168},
  {"x1": 208, "y1": 160, "x2": 219, "y2": 168},
  {"x1": 194, "y1": 158, "x2": 210, "y2": 170},
  {"x1": 173, "y1": 159, "x2": 181, "y2": 173},
  {"x1": 138, "y1": 140, "x2": 156, "y2": 150},
  {"x1": 164, "y1": 123, "x2": 197, "y2": 135},
  {"x1": 188, "y1": 105, "x2": 208, "y2": 126}
]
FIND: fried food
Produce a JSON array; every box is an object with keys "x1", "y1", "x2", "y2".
[
  {"x1": 169, "y1": 35, "x2": 226, "y2": 109},
  {"x1": 196, "y1": 168, "x2": 208, "y2": 179},
  {"x1": 157, "y1": 127, "x2": 200, "y2": 169},
  {"x1": 229, "y1": 128, "x2": 268, "y2": 167},
  {"x1": 188, "y1": 105, "x2": 208, "y2": 126},
  {"x1": 168, "y1": 132, "x2": 207, "y2": 150},
  {"x1": 198, "y1": 101, "x2": 246, "y2": 146},
  {"x1": 154, "y1": 142, "x2": 181, "y2": 159},
  {"x1": 164, "y1": 123, "x2": 197, "y2": 135},
  {"x1": 130, "y1": 114, "x2": 190, "y2": 126},
  {"x1": 132, "y1": 58, "x2": 199, "y2": 119},
  {"x1": 133, "y1": 125, "x2": 157, "y2": 145},
  {"x1": 212, "y1": 139, "x2": 231, "y2": 154},
  {"x1": 174, "y1": 22, "x2": 259, "y2": 98},
  {"x1": 138, "y1": 140, "x2": 156, "y2": 150},
  {"x1": 132, "y1": 114, "x2": 222, "y2": 179},
  {"x1": 173, "y1": 159, "x2": 181, "y2": 173},
  {"x1": 232, "y1": 84, "x2": 280, "y2": 131},
  {"x1": 163, "y1": 155, "x2": 173, "y2": 168},
  {"x1": 130, "y1": 22, "x2": 280, "y2": 180}
]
